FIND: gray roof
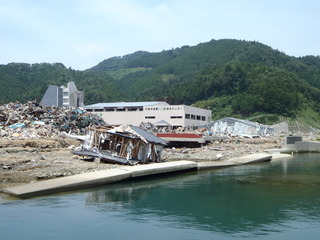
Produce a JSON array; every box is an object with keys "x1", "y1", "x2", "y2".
[
  {"x1": 154, "y1": 120, "x2": 171, "y2": 126},
  {"x1": 84, "y1": 101, "x2": 168, "y2": 109},
  {"x1": 129, "y1": 126, "x2": 167, "y2": 145}
]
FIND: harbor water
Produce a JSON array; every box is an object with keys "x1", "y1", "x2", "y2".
[{"x1": 1, "y1": 153, "x2": 320, "y2": 240}]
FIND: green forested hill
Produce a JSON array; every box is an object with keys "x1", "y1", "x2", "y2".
[
  {"x1": 0, "y1": 62, "x2": 123, "y2": 104},
  {"x1": 1, "y1": 39, "x2": 320, "y2": 126}
]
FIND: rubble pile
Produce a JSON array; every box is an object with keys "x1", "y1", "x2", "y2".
[
  {"x1": 139, "y1": 122, "x2": 158, "y2": 133},
  {"x1": 0, "y1": 101, "x2": 105, "y2": 139}
]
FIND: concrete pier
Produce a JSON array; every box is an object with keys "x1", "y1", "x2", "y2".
[
  {"x1": 228, "y1": 153, "x2": 272, "y2": 164},
  {"x1": 2, "y1": 154, "x2": 277, "y2": 199},
  {"x1": 122, "y1": 160, "x2": 198, "y2": 178},
  {"x1": 2, "y1": 160, "x2": 197, "y2": 199},
  {"x1": 197, "y1": 153, "x2": 272, "y2": 170},
  {"x1": 2, "y1": 168, "x2": 132, "y2": 199}
]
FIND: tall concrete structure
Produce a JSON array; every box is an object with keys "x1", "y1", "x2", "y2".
[
  {"x1": 62, "y1": 82, "x2": 84, "y2": 107},
  {"x1": 40, "y1": 82, "x2": 84, "y2": 107},
  {"x1": 40, "y1": 85, "x2": 63, "y2": 107}
]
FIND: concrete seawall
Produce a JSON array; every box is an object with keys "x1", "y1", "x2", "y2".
[
  {"x1": 295, "y1": 141, "x2": 320, "y2": 152},
  {"x1": 2, "y1": 153, "x2": 285, "y2": 199},
  {"x1": 284, "y1": 136, "x2": 320, "y2": 153}
]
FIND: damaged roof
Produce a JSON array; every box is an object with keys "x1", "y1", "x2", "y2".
[
  {"x1": 129, "y1": 125, "x2": 167, "y2": 145},
  {"x1": 203, "y1": 117, "x2": 273, "y2": 129},
  {"x1": 107, "y1": 125, "x2": 167, "y2": 146}
]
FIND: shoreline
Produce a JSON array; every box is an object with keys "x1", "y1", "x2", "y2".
[
  {"x1": 0, "y1": 136, "x2": 282, "y2": 190},
  {"x1": 4, "y1": 154, "x2": 281, "y2": 199}
]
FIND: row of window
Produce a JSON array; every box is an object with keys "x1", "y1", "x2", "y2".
[
  {"x1": 88, "y1": 108, "x2": 143, "y2": 112},
  {"x1": 87, "y1": 109, "x2": 206, "y2": 121},
  {"x1": 185, "y1": 114, "x2": 206, "y2": 121},
  {"x1": 145, "y1": 115, "x2": 206, "y2": 121}
]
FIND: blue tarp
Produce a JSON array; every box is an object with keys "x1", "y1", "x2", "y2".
[{"x1": 8, "y1": 123, "x2": 26, "y2": 129}]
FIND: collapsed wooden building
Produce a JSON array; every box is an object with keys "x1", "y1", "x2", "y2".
[{"x1": 72, "y1": 125, "x2": 167, "y2": 165}]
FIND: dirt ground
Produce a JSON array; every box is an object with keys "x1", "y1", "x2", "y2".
[
  {"x1": 0, "y1": 138, "x2": 122, "y2": 189},
  {"x1": 0, "y1": 136, "x2": 285, "y2": 190}
]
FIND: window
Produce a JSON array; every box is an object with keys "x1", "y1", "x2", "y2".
[
  {"x1": 191, "y1": 114, "x2": 195, "y2": 120},
  {"x1": 145, "y1": 116, "x2": 155, "y2": 119},
  {"x1": 105, "y1": 108, "x2": 115, "y2": 112},
  {"x1": 202, "y1": 116, "x2": 206, "y2": 121},
  {"x1": 197, "y1": 115, "x2": 201, "y2": 120},
  {"x1": 116, "y1": 108, "x2": 125, "y2": 112},
  {"x1": 170, "y1": 116, "x2": 183, "y2": 119},
  {"x1": 185, "y1": 114, "x2": 190, "y2": 119}
]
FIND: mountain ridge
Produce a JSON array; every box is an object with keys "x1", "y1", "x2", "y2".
[{"x1": 1, "y1": 38, "x2": 320, "y2": 126}]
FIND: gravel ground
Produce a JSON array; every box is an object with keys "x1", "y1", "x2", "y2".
[{"x1": 0, "y1": 136, "x2": 282, "y2": 189}]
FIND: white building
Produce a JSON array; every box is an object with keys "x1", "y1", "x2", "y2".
[
  {"x1": 84, "y1": 101, "x2": 212, "y2": 129},
  {"x1": 62, "y1": 82, "x2": 84, "y2": 107}
]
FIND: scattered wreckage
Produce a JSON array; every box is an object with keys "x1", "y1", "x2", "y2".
[
  {"x1": 72, "y1": 125, "x2": 168, "y2": 165},
  {"x1": 0, "y1": 101, "x2": 105, "y2": 139}
]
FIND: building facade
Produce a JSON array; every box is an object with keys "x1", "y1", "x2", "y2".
[
  {"x1": 62, "y1": 82, "x2": 84, "y2": 107},
  {"x1": 84, "y1": 101, "x2": 212, "y2": 129},
  {"x1": 40, "y1": 82, "x2": 84, "y2": 108}
]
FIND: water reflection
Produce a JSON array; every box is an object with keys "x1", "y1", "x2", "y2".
[{"x1": 84, "y1": 154, "x2": 320, "y2": 236}]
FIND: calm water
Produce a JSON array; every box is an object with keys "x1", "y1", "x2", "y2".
[{"x1": 1, "y1": 153, "x2": 320, "y2": 240}]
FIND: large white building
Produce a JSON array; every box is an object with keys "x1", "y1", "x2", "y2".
[{"x1": 84, "y1": 101, "x2": 212, "y2": 129}]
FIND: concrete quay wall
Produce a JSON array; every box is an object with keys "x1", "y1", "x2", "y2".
[
  {"x1": 2, "y1": 161, "x2": 198, "y2": 199},
  {"x1": 284, "y1": 136, "x2": 320, "y2": 153},
  {"x1": 295, "y1": 141, "x2": 320, "y2": 152},
  {"x1": 2, "y1": 154, "x2": 277, "y2": 199}
]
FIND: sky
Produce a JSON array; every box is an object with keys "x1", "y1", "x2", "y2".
[{"x1": 0, "y1": 0, "x2": 319, "y2": 70}]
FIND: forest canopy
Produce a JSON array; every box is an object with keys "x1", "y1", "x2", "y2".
[{"x1": 1, "y1": 39, "x2": 320, "y2": 122}]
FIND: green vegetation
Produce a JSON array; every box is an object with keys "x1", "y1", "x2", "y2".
[
  {"x1": 0, "y1": 63, "x2": 122, "y2": 104},
  {"x1": 105, "y1": 67, "x2": 151, "y2": 79},
  {"x1": 1, "y1": 39, "x2": 320, "y2": 127}
]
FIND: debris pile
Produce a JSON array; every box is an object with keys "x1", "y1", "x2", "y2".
[
  {"x1": 73, "y1": 125, "x2": 167, "y2": 165},
  {"x1": 0, "y1": 101, "x2": 105, "y2": 139}
]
